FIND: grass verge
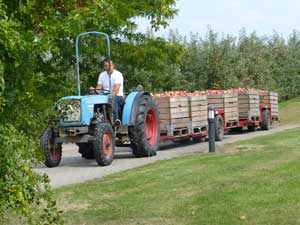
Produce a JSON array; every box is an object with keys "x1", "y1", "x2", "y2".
[
  {"x1": 55, "y1": 128, "x2": 300, "y2": 225},
  {"x1": 279, "y1": 96, "x2": 300, "y2": 124}
]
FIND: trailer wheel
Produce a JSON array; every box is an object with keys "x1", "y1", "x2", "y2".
[
  {"x1": 77, "y1": 143, "x2": 95, "y2": 159},
  {"x1": 129, "y1": 95, "x2": 160, "y2": 157},
  {"x1": 40, "y1": 128, "x2": 62, "y2": 168},
  {"x1": 93, "y1": 123, "x2": 115, "y2": 166},
  {"x1": 215, "y1": 115, "x2": 224, "y2": 141},
  {"x1": 261, "y1": 109, "x2": 271, "y2": 130}
]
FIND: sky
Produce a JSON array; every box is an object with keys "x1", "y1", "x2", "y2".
[{"x1": 136, "y1": 0, "x2": 300, "y2": 39}]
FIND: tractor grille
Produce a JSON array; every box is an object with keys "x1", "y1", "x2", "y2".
[{"x1": 57, "y1": 99, "x2": 81, "y2": 123}]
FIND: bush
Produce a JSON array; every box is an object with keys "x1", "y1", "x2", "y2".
[{"x1": 0, "y1": 124, "x2": 63, "y2": 225}]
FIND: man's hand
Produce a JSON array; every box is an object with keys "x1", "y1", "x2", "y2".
[
  {"x1": 95, "y1": 84, "x2": 102, "y2": 94},
  {"x1": 89, "y1": 87, "x2": 100, "y2": 94},
  {"x1": 89, "y1": 87, "x2": 96, "y2": 94},
  {"x1": 90, "y1": 84, "x2": 103, "y2": 94}
]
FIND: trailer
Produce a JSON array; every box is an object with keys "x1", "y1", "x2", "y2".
[
  {"x1": 212, "y1": 90, "x2": 279, "y2": 136},
  {"x1": 155, "y1": 94, "x2": 208, "y2": 143},
  {"x1": 154, "y1": 89, "x2": 279, "y2": 145},
  {"x1": 219, "y1": 90, "x2": 279, "y2": 134},
  {"x1": 206, "y1": 92, "x2": 239, "y2": 140},
  {"x1": 259, "y1": 91, "x2": 279, "y2": 122},
  {"x1": 231, "y1": 90, "x2": 262, "y2": 131}
]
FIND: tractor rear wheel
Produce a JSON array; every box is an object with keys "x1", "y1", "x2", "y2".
[
  {"x1": 77, "y1": 143, "x2": 95, "y2": 159},
  {"x1": 129, "y1": 95, "x2": 160, "y2": 157},
  {"x1": 215, "y1": 115, "x2": 224, "y2": 141},
  {"x1": 93, "y1": 123, "x2": 115, "y2": 166},
  {"x1": 40, "y1": 128, "x2": 62, "y2": 168},
  {"x1": 261, "y1": 109, "x2": 271, "y2": 130}
]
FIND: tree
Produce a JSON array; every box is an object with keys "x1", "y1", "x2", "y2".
[{"x1": 0, "y1": 0, "x2": 178, "y2": 223}]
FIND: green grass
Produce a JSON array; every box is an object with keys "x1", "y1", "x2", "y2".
[
  {"x1": 279, "y1": 96, "x2": 300, "y2": 124},
  {"x1": 55, "y1": 128, "x2": 300, "y2": 225}
]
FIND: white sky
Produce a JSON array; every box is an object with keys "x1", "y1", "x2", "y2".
[{"x1": 136, "y1": 0, "x2": 300, "y2": 39}]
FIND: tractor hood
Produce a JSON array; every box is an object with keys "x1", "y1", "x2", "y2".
[
  {"x1": 61, "y1": 94, "x2": 109, "y2": 105},
  {"x1": 58, "y1": 94, "x2": 109, "y2": 127}
]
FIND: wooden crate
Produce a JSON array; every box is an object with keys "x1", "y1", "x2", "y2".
[
  {"x1": 155, "y1": 96, "x2": 190, "y2": 136},
  {"x1": 188, "y1": 95, "x2": 208, "y2": 133},
  {"x1": 259, "y1": 91, "x2": 279, "y2": 120},
  {"x1": 207, "y1": 92, "x2": 239, "y2": 124},
  {"x1": 237, "y1": 91, "x2": 260, "y2": 121}
]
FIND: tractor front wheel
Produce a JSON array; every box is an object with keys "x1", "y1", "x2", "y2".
[
  {"x1": 40, "y1": 128, "x2": 62, "y2": 168},
  {"x1": 93, "y1": 123, "x2": 115, "y2": 166},
  {"x1": 129, "y1": 95, "x2": 160, "y2": 157}
]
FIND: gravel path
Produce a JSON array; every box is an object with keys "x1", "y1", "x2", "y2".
[{"x1": 33, "y1": 124, "x2": 300, "y2": 188}]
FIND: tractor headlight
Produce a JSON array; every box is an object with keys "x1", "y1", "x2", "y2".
[{"x1": 57, "y1": 99, "x2": 81, "y2": 123}]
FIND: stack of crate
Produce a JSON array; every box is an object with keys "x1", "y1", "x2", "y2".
[
  {"x1": 155, "y1": 96, "x2": 190, "y2": 136},
  {"x1": 237, "y1": 91, "x2": 260, "y2": 121},
  {"x1": 207, "y1": 92, "x2": 239, "y2": 127},
  {"x1": 259, "y1": 91, "x2": 279, "y2": 121},
  {"x1": 188, "y1": 95, "x2": 208, "y2": 134}
]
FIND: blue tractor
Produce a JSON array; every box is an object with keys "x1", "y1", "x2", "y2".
[{"x1": 40, "y1": 32, "x2": 160, "y2": 167}]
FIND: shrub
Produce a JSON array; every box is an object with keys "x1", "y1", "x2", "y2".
[{"x1": 0, "y1": 124, "x2": 63, "y2": 225}]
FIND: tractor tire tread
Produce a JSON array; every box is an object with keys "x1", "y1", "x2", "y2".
[
  {"x1": 40, "y1": 128, "x2": 62, "y2": 168},
  {"x1": 129, "y1": 95, "x2": 160, "y2": 157},
  {"x1": 93, "y1": 123, "x2": 115, "y2": 166}
]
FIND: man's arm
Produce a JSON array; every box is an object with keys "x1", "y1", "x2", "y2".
[
  {"x1": 112, "y1": 83, "x2": 121, "y2": 96},
  {"x1": 95, "y1": 73, "x2": 103, "y2": 92},
  {"x1": 89, "y1": 83, "x2": 102, "y2": 94},
  {"x1": 95, "y1": 84, "x2": 103, "y2": 91}
]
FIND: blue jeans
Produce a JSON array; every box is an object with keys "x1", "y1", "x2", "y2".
[{"x1": 112, "y1": 96, "x2": 124, "y2": 121}]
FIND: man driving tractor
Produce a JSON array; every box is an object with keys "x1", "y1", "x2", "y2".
[{"x1": 90, "y1": 58, "x2": 124, "y2": 123}]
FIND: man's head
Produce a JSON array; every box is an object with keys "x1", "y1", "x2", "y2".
[{"x1": 103, "y1": 58, "x2": 114, "y2": 74}]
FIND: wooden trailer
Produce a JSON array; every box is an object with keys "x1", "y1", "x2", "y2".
[
  {"x1": 206, "y1": 92, "x2": 239, "y2": 140},
  {"x1": 189, "y1": 95, "x2": 208, "y2": 134},
  {"x1": 156, "y1": 96, "x2": 190, "y2": 137},
  {"x1": 237, "y1": 90, "x2": 260, "y2": 121},
  {"x1": 154, "y1": 89, "x2": 279, "y2": 143},
  {"x1": 155, "y1": 95, "x2": 208, "y2": 142},
  {"x1": 231, "y1": 90, "x2": 279, "y2": 131},
  {"x1": 259, "y1": 91, "x2": 279, "y2": 122},
  {"x1": 207, "y1": 92, "x2": 239, "y2": 125}
]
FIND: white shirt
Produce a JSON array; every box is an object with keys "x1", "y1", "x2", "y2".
[{"x1": 97, "y1": 69, "x2": 124, "y2": 96}]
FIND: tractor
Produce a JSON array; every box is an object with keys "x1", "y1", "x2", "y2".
[{"x1": 40, "y1": 32, "x2": 160, "y2": 167}]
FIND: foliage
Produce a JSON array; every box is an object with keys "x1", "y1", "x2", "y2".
[
  {"x1": 176, "y1": 28, "x2": 300, "y2": 100},
  {"x1": 114, "y1": 33, "x2": 185, "y2": 92},
  {"x1": 0, "y1": 0, "x2": 177, "y2": 223},
  {"x1": 0, "y1": 124, "x2": 62, "y2": 224}
]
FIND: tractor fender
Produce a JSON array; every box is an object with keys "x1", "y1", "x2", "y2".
[{"x1": 122, "y1": 91, "x2": 151, "y2": 126}]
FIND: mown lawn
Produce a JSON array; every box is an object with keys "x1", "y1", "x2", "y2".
[
  {"x1": 279, "y1": 96, "x2": 300, "y2": 124},
  {"x1": 55, "y1": 128, "x2": 300, "y2": 225}
]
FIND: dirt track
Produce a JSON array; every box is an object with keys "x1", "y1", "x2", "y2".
[{"x1": 33, "y1": 124, "x2": 300, "y2": 188}]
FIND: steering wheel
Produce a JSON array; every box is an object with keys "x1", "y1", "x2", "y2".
[
  {"x1": 89, "y1": 87, "x2": 111, "y2": 95},
  {"x1": 97, "y1": 89, "x2": 110, "y2": 95}
]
